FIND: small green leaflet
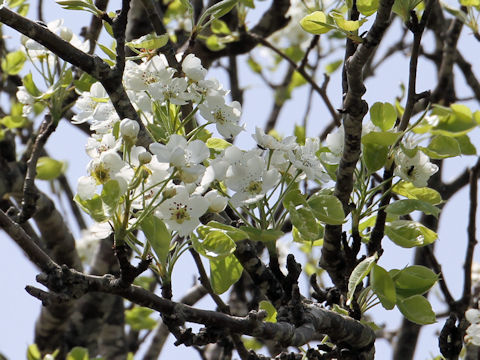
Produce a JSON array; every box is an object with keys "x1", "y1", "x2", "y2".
[
  {"x1": 385, "y1": 199, "x2": 440, "y2": 218},
  {"x1": 140, "y1": 214, "x2": 171, "y2": 266},
  {"x1": 346, "y1": 254, "x2": 377, "y2": 306},
  {"x1": 371, "y1": 264, "x2": 396, "y2": 310},
  {"x1": 210, "y1": 254, "x2": 243, "y2": 294},
  {"x1": 385, "y1": 220, "x2": 437, "y2": 248},
  {"x1": 396, "y1": 295, "x2": 436, "y2": 325}
]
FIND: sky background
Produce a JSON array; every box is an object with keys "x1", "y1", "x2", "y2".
[{"x1": 1, "y1": 0, "x2": 480, "y2": 359}]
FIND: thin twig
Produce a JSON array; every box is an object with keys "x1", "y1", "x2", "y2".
[
  {"x1": 251, "y1": 34, "x2": 341, "y2": 127},
  {"x1": 463, "y1": 166, "x2": 479, "y2": 306},
  {"x1": 17, "y1": 115, "x2": 56, "y2": 223}
]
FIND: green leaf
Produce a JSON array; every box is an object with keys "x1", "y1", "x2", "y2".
[
  {"x1": 392, "y1": 181, "x2": 442, "y2": 205},
  {"x1": 240, "y1": 0, "x2": 254, "y2": 7},
  {"x1": 1, "y1": 50, "x2": 26, "y2": 75},
  {"x1": 385, "y1": 199, "x2": 440, "y2": 218},
  {"x1": 370, "y1": 102, "x2": 397, "y2": 131},
  {"x1": 288, "y1": 71, "x2": 307, "y2": 94},
  {"x1": 294, "y1": 124, "x2": 306, "y2": 145},
  {"x1": 363, "y1": 143, "x2": 388, "y2": 172},
  {"x1": 283, "y1": 189, "x2": 307, "y2": 208},
  {"x1": 422, "y1": 135, "x2": 461, "y2": 159},
  {"x1": 98, "y1": 43, "x2": 116, "y2": 60},
  {"x1": 125, "y1": 307, "x2": 157, "y2": 331},
  {"x1": 66, "y1": 347, "x2": 89, "y2": 360},
  {"x1": 385, "y1": 220, "x2": 438, "y2": 248},
  {"x1": 198, "y1": 0, "x2": 238, "y2": 24},
  {"x1": 346, "y1": 254, "x2": 377, "y2": 305},
  {"x1": 431, "y1": 103, "x2": 477, "y2": 136},
  {"x1": 325, "y1": 59, "x2": 343, "y2": 74},
  {"x1": 127, "y1": 33, "x2": 169, "y2": 51},
  {"x1": 286, "y1": 205, "x2": 321, "y2": 241},
  {"x1": 133, "y1": 276, "x2": 156, "y2": 290},
  {"x1": 308, "y1": 194, "x2": 345, "y2": 225},
  {"x1": 461, "y1": 0, "x2": 480, "y2": 5},
  {"x1": 74, "y1": 194, "x2": 108, "y2": 222},
  {"x1": 100, "y1": 180, "x2": 121, "y2": 209},
  {"x1": 205, "y1": 35, "x2": 226, "y2": 51},
  {"x1": 330, "y1": 11, "x2": 367, "y2": 31},
  {"x1": 392, "y1": 0, "x2": 422, "y2": 22},
  {"x1": 36, "y1": 157, "x2": 65, "y2": 180},
  {"x1": 397, "y1": 295, "x2": 436, "y2": 325},
  {"x1": 239, "y1": 227, "x2": 284, "y2": 242},
  {"x1": 199, "y1": 221, "x2": 249, "y2": 242},
  {"x1": 371, "y1": 264, "x2": 396, "y2": 310},
  {"x1": 391, "y1": 265, "x2": 438, "y2": 298},
  {"x1": 456, "y1": 134, "x2": 477, "y2": 155},
  {"x1": 300, "y1": 11, "x2": 332, "y2": 34},
  {"x1": 197, "y1": 231, "x2": 236, "y2": 259},
  {"x1": 211, "y1": 19, "x2": 231, "y2": 34},
  {"x1": 140, "y1": 214, "x2": 171, "y2": 265},
  {"x1": 206, "y1": 137, "x2": 231, "y2": 150},
  {"x1": 74, "y1": 73, "x2": 97, "y2": 92},
  {"x1": 356, "y1": 0, "x2": 379, "y2": 15},
  {"x1": 210, "y1": 254, "x2": 243, "y2": 294},
  {"x1": 259, "y1": 300, "x2": 277, "y2": 322},
  {"x1": 27, "y1": 344, "x2": 41, "y2": 360},
  {"x1": 361, "y1": 131, "x2": 400, "y2": 146},
  {"x1": 23, "y1": 73, "x2": 41, "y2": 97},
  {"x1": 247, "y1": 56, "x2": 262, "y2": 74},
  {"x1": 1, "y1": 115, "x2": 27, "y2": 129}
]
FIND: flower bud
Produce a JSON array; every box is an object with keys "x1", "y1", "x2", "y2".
[
  {"x1": 138, "y1": 151, "x2": 152, "y2": 164},
  {"x1": 120, "y1": 118, "x2": 140, "y2": 140}
]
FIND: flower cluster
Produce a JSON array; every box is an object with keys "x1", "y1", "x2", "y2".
[{"x1": 15, "y1": 27, "x2": 441, "y2": 263}]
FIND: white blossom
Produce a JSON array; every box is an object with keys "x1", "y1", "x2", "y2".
[
  {"x1": 252, "y1": 127, "x2": 297, "y2": 151},
  {"x1": 204, "y1": 190, "x2": 228, "y2": 213},
  {"x1": 288, "y1": 138, "x2": 330, "y2": 182},
  {"x1": 225, "y1": 151, "x2": 280, "y2": 206},
  {"x1": 199, "y1": 95, "x2": 244, "y2": 138},
  {"x1": 466, "y1": 308, "x2": 480, "y2": 346},
  {"x1": 77, "y1": 175, "x2": 97, "y2": 200},
  {"x1": 156, "y1": 187, "x2": 208, "y2": 236},
  {"x1": 182, "y1": 54, "x2": 207, "y2": 82},
  {"x1": 394, "y1": 149, "x2": 438, "y2": 188},
  {"x1": 16, "y1": 86, "x2": 34, "y2": 116},
  {"x1": 150, "y1": 135, "x2": 210, "y2": 183}
]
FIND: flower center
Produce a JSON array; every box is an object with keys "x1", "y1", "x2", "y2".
[
  {"x1": 246, "y1": 181, "x2": 262, "y2": 195},
  {"x1": 92, "y1": 163, "x2": 110, "y2": 184},
  {"x1": 169, "y1": 201, "x2": 191, "y2": 224}
]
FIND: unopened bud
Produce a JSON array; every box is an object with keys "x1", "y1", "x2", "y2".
[{"x1": 120, "y1": 118, "x2": 140, "y2": 140}]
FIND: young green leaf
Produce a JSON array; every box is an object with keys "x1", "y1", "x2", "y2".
[
  {"x1": 66, "y1": 347, "x2": 89, "y2": 360},
  {"x1": 36, "y1": 157, "x2": 66, "y2": 180},
  {"x1": 370, "y1": 102, "x2": 397, "y2": 131},
  {"x1": 356, "y1": 0, "x2": 379, "y2": 16},
  {"x1": 385, "y1": 220, "x2": 438, "y2": 248},
  {"x1": 371, "y1": 264, "x2": 396, "y2": 310},
  {"x1": 393, "y1": 181, "x2": 442, "y2": 205},
  {"x1": 210, "y1": 254, "x2": 243, "y2": 294},
  {"x1": 140, "y1": 214, "x2": 171, "y2": 266},
  {"x1": 346, "y1": 254, "x2": 377, "y2": 306},
  {"x1": 125, "y1": 307, "x2": 157, "y2": 331},
  {"x1": 385, "y1": 199, "x2": 440, "y2": 218},
  {"x1": 363, "y1": 143, "x2": 389, "y2": 172},
  {"x1": 259, "y1": 300, "x2": 277, "y2": 322},
  {"x1": 396, "y1": 295, "x2": 436, "y2": 325},
  {"x1": 392, "y1": 265, "x2": 438, "y2": 298},
  {"x1": 1, "y1": 50, "x2": 26, "y2": 75},
  {"x1": 308, "y1": 194, "x2": 345, "y2": 225},
  {"x1": 299, "y1": 11, "x2": 332, "y2": 34},
  {"x1": 361, "y1": 131, "x2": 400, "y2": 146},
  {"x1": 422, "y1": 135, "x2": 461, "y2": 159}
]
